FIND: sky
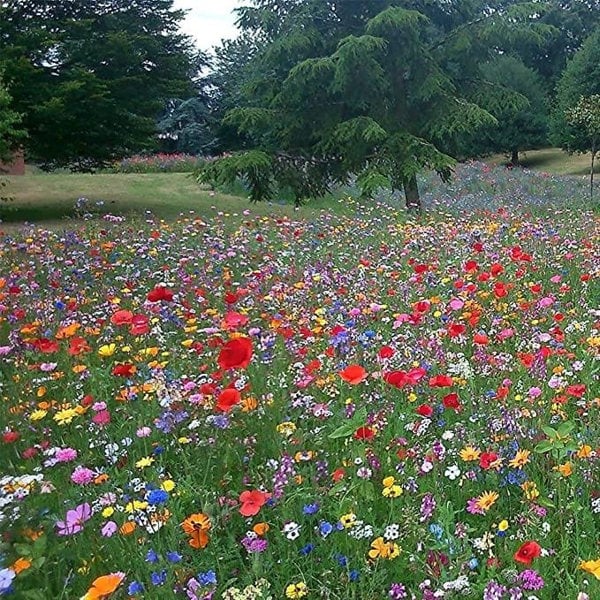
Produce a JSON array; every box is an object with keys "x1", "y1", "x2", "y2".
[{"x1": 173, "y1": 0, "x2": 243, "y2": 52}]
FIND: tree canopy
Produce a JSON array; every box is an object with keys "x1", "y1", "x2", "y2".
[
  {"x1": 198, "y1": 0, "x2": 557, "y2": 209},
  {"x1": 0, "y1": 0, "x2": 198, "y2": 169},
  {"x1": 0, "y1": 73, "x2": 24, "y2": 165}
]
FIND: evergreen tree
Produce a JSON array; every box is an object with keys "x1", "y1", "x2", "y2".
[
  {"x1": 0, "y1": 73, "x2": 24, "y2": 165},
  {"x1": 552, "y1": 26, "x2": 600, "y2": 154},
  {"x1": 0, "y1": 0, "x2": 198, "y2": 169},
  {"x1": 200, "y1": 0, "x2": 555, "y2": 210}
]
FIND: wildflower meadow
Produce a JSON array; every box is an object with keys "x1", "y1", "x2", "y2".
[{"x1": 0, "y1": 164, "x2": 599, "y2": 599}]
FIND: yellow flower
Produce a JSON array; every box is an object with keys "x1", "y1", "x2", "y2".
[
  {"x1": 475, "y1": 490, "x2": 499, "y2": 512},
  {"x1": 498, "y1": 519, "x2": 509, "y2": 532},
  {"x1": 368, "y1": 537, "x2": 401, "y2": 560},
  {"x1": 382, "y1": 484, "x2": 403, "y2": 498},
  {"x1": 125, "y1": 500, "x2": 148, "y2": 513},
  {"x1": 382, "y1": 476, "x2": 396, "y2": 488},
  {"x1": 161, "y1": 479, "x2": 175, "y2": 492},
  {"x1": 102, "y1": 506, "x2": 115, "y2": 518},
  {"x1": 576, "y1": 444, "x2": 593, "y2": 459},
  {"x1": 285, "y1": 582, "x2": 308, "y2": 599},
  {"x1": 579, "y1": 558, "x2": 600, "y2": 580},
  {"x1": 98, "y1": 344, "x2": 116, "y2": 358},
  {"x1": 508, "y1": 449, "x2": 531, "y2": 469},
  {"x1": 556, "y1": 461, "x2": 573, "y2": 477},
  {"x1": 521, "y1": 481, "x2": 540, "y2": 500},
  {"x1": 135, "y1": 456, "x2": 154, "y2": 469},
  {"x1": 276, "y1": 421, "x2": 297, "y2": 436},
  {"x1": 459, "y1": 446, "x2": 481, "y2": 461},
  {"x1": 29, "y1": 409, "x2": 47, "y2": 422},
  {"x1": 54, "y1": 407, "x2": 78, "y2": 425},
  {"x1": 339, "y1": 513, "x2": 357, "y2": 529}
]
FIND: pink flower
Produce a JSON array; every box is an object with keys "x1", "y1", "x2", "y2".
[
  {"x1": 92, "y1": 401, "x2": 107, "y2": 411},
  {"x1": 55, "y1": 448, "x2": 78, "y2": 463},
  {"x1": 92, "y1": 411, "x2": 111, "y2": 426},
  {"x1": 101, "y1": 521, "x2": 118, "y2": 537},
  {"x1": 71, "y1": 466, "x2": 95, "y2": 485},
  {"x1": 136, "y1": 427, "x2": 152, "y2": 438}
]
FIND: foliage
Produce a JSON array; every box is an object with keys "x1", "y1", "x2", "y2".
[
  {"x1": 552, "y1": 26, "x2": 600, "y2": 154},
  {"x1": 0, "y1": 0, "x2": 197, "y2": 170},
  {"x1": 565, "y1": 95, "x2": 600, "y2": 200},
  {"x1": 457, "y1": 56, "x2": 548, "y2": 164},
  {"x1": 113, "y1": 154, "x2": 208, "y2": 174},
  {"x1": 0, "y1": 73, "x2": 24, "y2": 165},
  {"x1": 0, "y1": 173, "x2": 598, "y2": 598},
  {"x1": 203, "y1": 1, "x2": 559, "y2": 209}
]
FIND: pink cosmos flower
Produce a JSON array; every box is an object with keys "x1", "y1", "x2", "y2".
[
  {"x1": 71, "y1": 466, "x2": 95, "y2": 485},
  {"x1": 55, "y1": 448, "x2": 78, "y2": 463}
]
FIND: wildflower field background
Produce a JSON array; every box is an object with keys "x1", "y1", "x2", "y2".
[{"x1": 0, "y1": 163, "x2": 599, "y2": 599}]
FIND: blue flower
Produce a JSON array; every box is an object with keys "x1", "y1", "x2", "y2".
[
  {"x1": 335, "y1": 553, "x2": 348, "y2": 567},
  {"x1": 300, "y1": 543, "x2": 315, "y2": 556},
  {"x1": 128, "y1": 581, "x2": 144, "y2": 594},
  {"x1": 349, "y1": 570, "x2": 360, "y2": 582},
  {"x1": 197, "y1": 570, "x2": 217, "y2": 586},
  {"x1": 166, "y1": 551, "x2": 182, "y2": 563},
  {"x1": 303, "y1": 503, "x2": 319, "y2": 515},
  {"x1": 147, "y1": 489, "x2": 169, "y2": 505},
  {"x1": 145, "y1": 549, "x2": 159, "y2": 563},
  {"x1": 319, "y1": 521, "x2": 334, "y2": 537},
  {"x1": 150, "y1": 570, "x2": 167, "y2": 586}
]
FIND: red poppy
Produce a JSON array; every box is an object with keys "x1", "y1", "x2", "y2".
[
  {"x1": 112, "y1": 363, "x2": 136, "y2": 377},
  {"x1": 416, "y1": 404, "x2": 433, "y2": 417},
  {"x1": 378, "y1": 345, "x2": 394, "y2": 359},
  {"x1": 68, "y1": 337, "x2": 91, "y2": 356},
  {"x1": 339, "y1": 364, "x2": 368, "y2": 385},
  {"x1": 129, "y1": 314, "x2": 149, "y2": 336},
  {"x1": 223, "y1": 311, "x2": 249, "y2": 330},
  {"x1": 384, "y1": 370, "x2": 408, "y2": 388},
  {"x1": 239, "y1": 490, "x2": 269, "y2": 517},
  {"x1": 218, "y1": 337, "x2": 253, "y2": 370},
  {"x1": 514, "y1": 541, "x2": 541, "y2": 565},
  {"x1": 473, "y1": 333, "x2": 489, "y2": 345},
  {"x1": 442, "y1": 393, "x2": 461, "y2": 411},
  {"x1": 354, "y1": 426, "x2": 375, "y2": 441},
  {"x1": 147, "y1": 286, "x2": 174, "y2": 302},
  {"x1": 216, "y1": 388, "x2": 241, "y2": 412},
  {"x1": 34, "y1": 338, "x2": 59, "y2": 353},
  {"x1": 479, "y1": 452, "x2": 499, "y2": 470},
  {"x1": 429, "y1": 374, "x2": 453, "y2": 387},
  {"x1": 447, "y1": 323, "x2": 466, "y2": 338},
  {"x1": 110, "y1": 310, "x2": 133, "y2": 326},
  {"x1": 2, "y1": 430, "x2": 20, "y2": 444}
]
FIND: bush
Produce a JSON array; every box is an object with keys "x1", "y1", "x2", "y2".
[{"x1": 113, "y1": 154, "x2": 208, "y2": 174}]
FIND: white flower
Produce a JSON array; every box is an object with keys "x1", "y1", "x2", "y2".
[
  {"x1": 384, "y1": 523, "x2": 400, "y2": 540},
  {"x1": 421, "y1": 460, "x2": 434, "y2": 473},
  {"x1": 442, "y1": 430, "x2": 455, "y2": 440},
  {"x1": 444, "y1": 465, "x2": 461, "y2": 480},
  {"x1": 282, "y1": 521, "x2": 301, "y2": 540}
]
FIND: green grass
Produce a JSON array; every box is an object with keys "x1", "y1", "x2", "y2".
[
  {"x1": 487, "y1": 147, "x2": 598, "y2": 176},
  {"x1": 0, "y1": 172, "x2": 347, "y2": 225}
]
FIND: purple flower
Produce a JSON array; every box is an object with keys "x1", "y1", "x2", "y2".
[{"x1": 519, "y1": 569, "x2": 544, "y2": 590}]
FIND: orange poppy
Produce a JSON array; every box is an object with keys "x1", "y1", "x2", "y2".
[
  {"x1": 82, "y1": 572, "x2": 125, "y2": 599},
  {"x1": 339, "y1": 364, "x2": 368, "y2": 385}
]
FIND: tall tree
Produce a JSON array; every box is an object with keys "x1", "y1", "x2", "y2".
[
  {"x1": 565, "y1": 95, "x2": 600, "y2": 200},
  {"x1": 552, "y1": 26, "x2": 600, "y2": 155},
  {"x1": 0, "y1": 73, "x2": 24, "y2": 165},
  {"x1": 200, "y1": 0, "x2": 555, "y2": 209},
  {"x1": 457, "y1": 55, "x2": 548, "y2": 164},
  {"x1": 0, "y1": 0, "x2": 198, "y2": 169}
]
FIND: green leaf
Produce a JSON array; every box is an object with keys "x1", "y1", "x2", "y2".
[
  {"x1": 534, "y1": 440, "x2": 554, "y2": 453},
  {"x1": 328, "y1": 408, "x2": 367, "y2": 439},
  {"x1": 541, "y1": 425, "x2": 558, "y2": 439}
]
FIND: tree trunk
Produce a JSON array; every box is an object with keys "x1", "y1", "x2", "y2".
[
  {"x1": 590, "y1": 139, "x2": 596, "y2": 202},
  {"x1": 510, "y1": 149, "x2": 519, "y2": 166},
  {"x1": 403, "y1": 174, "x2": 421, "y2": 212}
]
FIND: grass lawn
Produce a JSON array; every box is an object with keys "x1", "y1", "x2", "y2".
[
  {"x1": 0, "y1": 172, "x2": 345, "y2": 225},
  {"x1": 487, "y1": 147, "x2": 598, "y2": 176}
]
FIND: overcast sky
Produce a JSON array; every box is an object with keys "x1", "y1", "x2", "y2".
[{"x1": 173, "y1": 0, "x2": 243, "y2": 52}]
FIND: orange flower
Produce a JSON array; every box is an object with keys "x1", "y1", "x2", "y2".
[
  {"x1": 119, "y1": 521, "x2": 136, "y2": 535},
  {"x1": 253, "y1": 522, "x2": 270, "y2": 536},
  {"x1": 82, "y1": 572, "x2": 125, "y2": 600},
  {"x1": 182, "y1": 513, "x2": 211, "y2": 549},
  {"x1": 12, "y1": 557, "x2": 31, "y2": 574},
  {"x1": 339, "y1": 364, "x2": 368, "y2": 385}
]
